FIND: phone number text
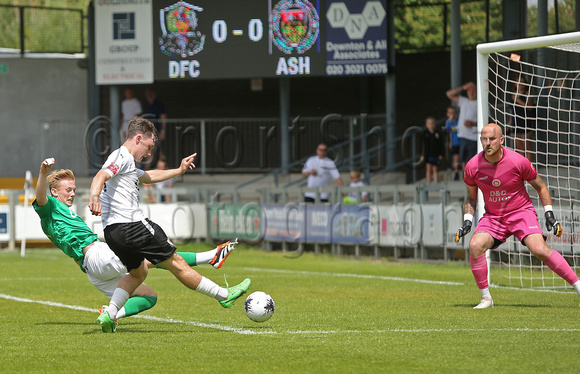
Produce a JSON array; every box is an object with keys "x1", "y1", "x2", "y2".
[{"x1": 326, "y1": 63, "x2": 388, "y2": 76}]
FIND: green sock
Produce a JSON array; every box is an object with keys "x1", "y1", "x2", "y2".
[
  {"x1": 156, "y1": 252, "x2": 197, "y2": 270},
  {"x1": 123, "y1": 296, "x2": 157, "y2": 317}
]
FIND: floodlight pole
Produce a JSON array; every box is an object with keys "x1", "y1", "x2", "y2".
[{"x1": 450, "y1": 0, "x2": 461, "y2": 90}]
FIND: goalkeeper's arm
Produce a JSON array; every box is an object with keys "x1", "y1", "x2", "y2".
[
  {"x1": 528, "y1": 175, "x2": 563, "y2": 237},
  {"x1": 456, "y1": 185, "x2": 478, "y2": 243}
]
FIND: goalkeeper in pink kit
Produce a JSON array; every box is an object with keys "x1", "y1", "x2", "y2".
[{"x1": 456, "y1": 123, "x2": 580, "y2": 309}]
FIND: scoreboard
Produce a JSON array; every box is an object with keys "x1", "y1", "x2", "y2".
[{"x1": 95, "y1": 0, "x2": 387, "y2": 84}]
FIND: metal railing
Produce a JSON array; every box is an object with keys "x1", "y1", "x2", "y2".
[{"x1": 80, "y1": 114, "x2": 400, "y2": 176}]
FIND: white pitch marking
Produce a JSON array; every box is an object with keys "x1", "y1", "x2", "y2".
[
  {"x1": 239, "y1": 267, "x2": 577, "y2": 294},
  {"x1": 240, "y1": 267, "x2": 466, "y2": 286},
  {"x1": 1, "y1": 293, "x2": 579, "y2": 335},
  {"x1": 0, "y1": 293, "x2": 258, "y2": 335}
]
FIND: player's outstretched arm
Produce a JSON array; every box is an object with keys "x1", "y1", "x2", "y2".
[
  {"x1": 528, "y1": 175, "x2": 563, "y2": 237},
  {"x1": 456, "y1": 185, "x2": 478, "y2": 243},
  {"x1": 35, "y1": 158, "x2": 55, "y2": 207},
  {"x1": 141, "y1": 153, "x2": 197, "y2": 184},
  {"x1": 89, "y1": 170, "x2": 110, "y2": 216}
]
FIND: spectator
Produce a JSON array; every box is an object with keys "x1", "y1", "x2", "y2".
[
  {"x1": 301, "y1": 143, "x2": 344, "y2": 203},
  {"x1": 121, "y1": 88, "x2": 142, "y2": 140},
  {"x1": 143, "y1": 87, "x2": 167, "y2": 168},
  {"x1": 446, "y1": 82, "x2": 478, "y2": 169},
  {"x1": 510, "y1": 76, "x2": 536, "y2": 162},
  {"x1": 445, "y1": 106, "x2": 461, "y2": 181},
  {"x1": 344, "y1": 170, "x2": 368, "y2": 203},
  {"x1": 147, "y1": 159, "x2": 175, "y2": 203},
  {"x1": 420, "y1": 117, "x2": 444, "y2": 183}
]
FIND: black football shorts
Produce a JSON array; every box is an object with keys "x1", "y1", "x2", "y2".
[{"x1": 104, "y1": 218, "x2": 176, "y2": 271}]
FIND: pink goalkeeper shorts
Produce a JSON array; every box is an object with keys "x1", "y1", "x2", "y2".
[{"x1": 474, "y1": 207, "x2": 546, "y2": 248}]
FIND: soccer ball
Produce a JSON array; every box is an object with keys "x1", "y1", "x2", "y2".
[{"x1": 244, "y1": 291, "x2": 275, "y2": 322}]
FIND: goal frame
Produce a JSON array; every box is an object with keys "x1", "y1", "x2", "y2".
[{"x1": 476, "y1": 31, "x2": 580, "y2": 285}]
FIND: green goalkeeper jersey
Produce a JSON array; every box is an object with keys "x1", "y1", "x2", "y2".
[{"x1": 33, "y1": 195, "x2": 98, "y2": 272}]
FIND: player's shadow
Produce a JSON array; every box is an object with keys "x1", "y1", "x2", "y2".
[
  {"x1": 241, "y1": 324, "x2": 274, "y2": 330},
  {"x1": 35, "y1": 321, "x2": 192, "y2": 335},
  {"x1": 36, "y1": 322, "x2": 93, "y2": 326}
]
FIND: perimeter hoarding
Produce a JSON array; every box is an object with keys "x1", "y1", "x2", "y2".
[
  {"x1": 261, "y1": 203, "x2": 374, "y2": 244},
  {"x1": 95, "y1": 0, "x2": 387, "y2": 84}
]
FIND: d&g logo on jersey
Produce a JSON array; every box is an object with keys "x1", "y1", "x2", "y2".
[{"x1": 492, "y1": 179, "x2": 501, "y2": 187}]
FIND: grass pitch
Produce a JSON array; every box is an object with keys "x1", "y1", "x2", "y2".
[{"x1": 0, "y1": 243, "x2": 578, "y2": 373}]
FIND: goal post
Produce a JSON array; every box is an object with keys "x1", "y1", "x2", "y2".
[{"x1": 476, "y1": 31, "x2": 580, "y2": 289}]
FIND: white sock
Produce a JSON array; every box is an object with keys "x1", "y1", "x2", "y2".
[
  {"x1": 573, "y1": 280, "x2": 580, "y2": 296},
  {"x1": 195, "y1": 276, "x2": 228, "y2": 301},
  {"x1": 116, "y1": 307, "x2": 126, "y2": 319},
  {"x1": 480, "y1": 287, "x2": 492, "y2": 300},
  {"x1": 196, "y1": 249, "x2": 218, "y2": 265},
  {"x1": 108, "y1": 288, "x2": 130, "y2": 320}
]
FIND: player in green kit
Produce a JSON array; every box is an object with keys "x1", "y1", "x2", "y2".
[{"x1": 33, "y1": 157, "x2": 237, "y2": 328}]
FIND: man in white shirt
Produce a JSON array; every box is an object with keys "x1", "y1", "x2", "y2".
[
  {"x1": 446, "y1": 81, "x2": 478, "y2": 170},
  {"x1": 301, "y1": 143, "x2": 344, "y2": 203},
  {"x1": 89, "y1": 117, "x2": 250, "y2": 333},
  {"x1": 120, "y1": 88, "x2": 142, "y2": 140}
]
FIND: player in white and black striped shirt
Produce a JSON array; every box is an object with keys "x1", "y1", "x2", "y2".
[{"x1": 89, "y1": 117, "x2": 250, "y2": 333}]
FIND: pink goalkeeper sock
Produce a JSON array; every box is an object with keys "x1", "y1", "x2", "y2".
[
  {"x1": 470, "y1": 254, "x2": 489, "y2": 290},
  {"x1": 544, "y1": 250, "x2": 579, "y2": 285}
]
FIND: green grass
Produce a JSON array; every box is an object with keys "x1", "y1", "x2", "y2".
[{"x1": 0, "y1": 244, "x2": 579, "y2": 373}]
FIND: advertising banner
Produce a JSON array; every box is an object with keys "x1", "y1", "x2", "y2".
[
  {"x1": 0, "y1": 205, "x2": 9, "y2": 242},
  {"x1": 325, "y1": 0, "x2": 387, "y2": 76},
  {"x1": 330, "y1": 204, "x2": 375, "y2": 244},
  {"x1": 421, "y1": 203, "x2": 444, "y2": 247},
  {"x1": 95, "y1": 0, "x2": 154, "y2": 84},
  {"x1": 377, "y1": 204, "x2": 421, "y2": 247},
  {"x1": 209, "y1": 203, "x2": 262, "y2": 240},
  {"x1": 262, "y1": 203, "x2": 305, "y2": 242}
]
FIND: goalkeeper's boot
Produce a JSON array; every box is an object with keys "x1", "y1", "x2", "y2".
[
  {"x1": 219, "y1": 278, "x2": 251, "y2": 308},
  {"x1": 97, "y1": 306, "x2": 117, "y2": 333},
  {"x1": 209, "y1": 238, "x2": 238, "y2": 269},
  {"x1": 473, "y1": 296, "x2": 494, "y2": 309}
]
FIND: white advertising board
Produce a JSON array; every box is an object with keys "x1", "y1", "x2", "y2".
[{"x1": 95, "y1": 1, "x2": 154, "y2": 84}]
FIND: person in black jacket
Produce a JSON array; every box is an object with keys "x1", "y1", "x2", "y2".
[{"x1": 421, "y1": 116, "x2": 444, "y2": 183}]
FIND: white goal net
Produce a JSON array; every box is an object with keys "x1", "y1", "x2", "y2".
[{"x1": 477, "y1": 32, "x2": 580, "y2": 289}]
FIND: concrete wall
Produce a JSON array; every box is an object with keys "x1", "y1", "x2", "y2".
[{"x1": 0, "y1": 56, "x2": 88, "y2": 177}]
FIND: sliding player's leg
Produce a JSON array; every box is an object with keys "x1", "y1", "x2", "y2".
[
  {"x1": 114, "y1": 283, "x2": 157, "y2": 319},
  {"x1": 85, "y1": 242, "x2": 157, "y2": 319},
  {"x1": 97, "y1": 264, "x2": 148, "y2": 333}
]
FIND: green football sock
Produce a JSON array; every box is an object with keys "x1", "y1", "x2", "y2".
[
  {"x1": 122, "y1": 296, "x2": 157, "y2": 317},
  {"x1": 156, "y1": 252, "x2": 197, "y2": 269}
]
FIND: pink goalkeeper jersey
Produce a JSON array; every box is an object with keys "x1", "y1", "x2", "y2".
[{"x1": 464, "y1": 147, "x2": 537, "y2": 217}]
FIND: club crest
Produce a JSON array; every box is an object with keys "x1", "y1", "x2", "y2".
[
  {"x1": 270, "y1": 0, "x2": 319, "y2": 54},
  {"x1": 159, "y1": 1, "x2": 205, "y2": 58}
]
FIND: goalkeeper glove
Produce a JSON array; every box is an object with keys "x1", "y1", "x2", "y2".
[
  {"x1": 455, "y1": 214, "x2": 473, "y2": 243},
  {"x1": 544, "y1": 207, "x2": 563, "y2": 237}
]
